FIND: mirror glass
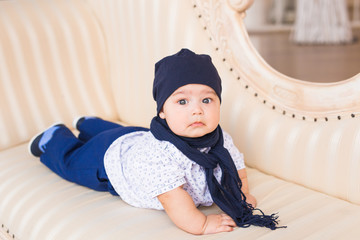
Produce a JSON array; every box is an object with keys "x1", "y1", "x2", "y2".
[{"x1": 244, "y1": 0, "x2": 360, "y2": 83}]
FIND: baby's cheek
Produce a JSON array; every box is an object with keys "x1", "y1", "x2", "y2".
[{"x1": 167, "y1": 119, "x2": 183, "y2": 134}]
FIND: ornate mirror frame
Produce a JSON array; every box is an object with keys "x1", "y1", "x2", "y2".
[{"x1": 193, "y1": 0, "x2": 360, "y2": 122}]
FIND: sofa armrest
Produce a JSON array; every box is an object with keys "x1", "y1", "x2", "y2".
[{"x1": 0, "y1": 0, "x2": 118, "y2": 151}]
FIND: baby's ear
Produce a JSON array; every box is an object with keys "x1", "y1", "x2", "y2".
[{"x1": 159, "y1": 111, "x2": 166, "y2": 119}]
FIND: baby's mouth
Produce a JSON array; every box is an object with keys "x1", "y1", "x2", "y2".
[{"x1": 190, "y1": 122, "x2": 205, "y2": 127}]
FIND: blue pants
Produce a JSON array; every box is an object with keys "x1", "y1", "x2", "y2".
[{"x1": 40, "y1": 118, "x2": 148, "y2": 195}]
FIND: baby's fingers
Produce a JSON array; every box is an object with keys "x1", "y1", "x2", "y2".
[
  {"x1": 216, "y1": 225, "x2": 234, "y2": 233},
  {"x1": 220, "y1": 214, "x2": 236, "y2": 227},
  {"x1": 203, "y1": 214, "x2": 236, "y2": 234}
]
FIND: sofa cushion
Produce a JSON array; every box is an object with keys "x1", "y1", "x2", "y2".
[{"x1": 1, "y1": 144, "x2": 360, "y2": 239}]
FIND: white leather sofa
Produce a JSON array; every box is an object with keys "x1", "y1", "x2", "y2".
[{"x1": 1, "y1": 0, "x2": 360, "y2": 239}]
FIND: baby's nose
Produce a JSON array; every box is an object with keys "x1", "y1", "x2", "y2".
[{"x1": 192, "y1": 103, "x2": 204, "y2": 115}]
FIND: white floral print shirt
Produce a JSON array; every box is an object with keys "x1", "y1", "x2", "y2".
[{"x1": 104, "y1": 130, "x2": 245, "y2": 210}]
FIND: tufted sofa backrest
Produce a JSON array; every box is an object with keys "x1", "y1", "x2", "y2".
[
  {"x1": 85, "y1": 0, "x2": 219, "y2": 127},
  {"x1": 87, "y1": 0, "x2": 360, "y2": 204},
  {"x1": 1, "y1": 0, "x2": 360, "y2": 205}
]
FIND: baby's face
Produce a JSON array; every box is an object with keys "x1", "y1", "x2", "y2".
[{"x1": 159, "y1": 84, "x2": 220, "y2": 138}]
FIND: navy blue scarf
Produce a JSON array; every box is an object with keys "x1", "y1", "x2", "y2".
[{"x1": 150, "y1": 116, "x2": 283, "y2": 230}]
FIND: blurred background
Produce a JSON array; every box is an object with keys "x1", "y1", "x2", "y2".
[{"x1": 244, "y1": 0, "x2": 360, "y2": 83}]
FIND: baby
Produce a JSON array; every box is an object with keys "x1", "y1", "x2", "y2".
[{"x1": 29, "y1": 49, "x2": 281, "y2": 234}]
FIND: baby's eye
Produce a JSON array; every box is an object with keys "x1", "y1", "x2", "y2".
[
  {"x1": 202, "y1": 98, "x2": 212, "y2": 104},
  {"x1": 178, "y1": 99, "x2": 188, "y2": 105}
]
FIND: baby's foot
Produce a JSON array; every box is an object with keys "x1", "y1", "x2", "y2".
[
  {"x1": 72, "y1": 116, "x2": 100, "y2": 130},
  {"x1": 28, "y1": 123, "x2": 65, "y2": 157}
]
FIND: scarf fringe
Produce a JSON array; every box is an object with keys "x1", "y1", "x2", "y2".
[{"x1": 237, "y1": 208, "x2": 287, "y2": 230}]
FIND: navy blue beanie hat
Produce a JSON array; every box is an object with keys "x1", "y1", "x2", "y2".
[{"x1": 153, "y1": 48, "x2": 222, "y2": 114}]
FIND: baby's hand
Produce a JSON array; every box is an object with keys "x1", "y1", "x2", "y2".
[
  {"x1": 202, "y1": 214, "x2": 236, "y2": 234},
  {"x1": 245, "y1": 193, "x2": 257, "y2": 208}
]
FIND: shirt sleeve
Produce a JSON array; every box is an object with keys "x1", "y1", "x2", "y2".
[{"x1": 223, "y1": 130, "x2": 245, "y2": 170}]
